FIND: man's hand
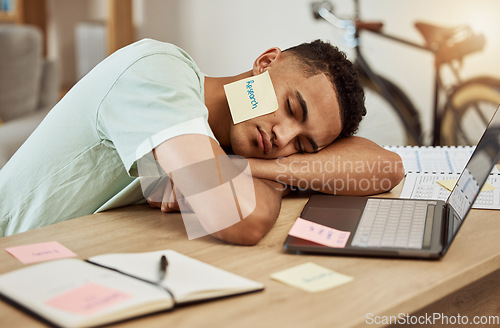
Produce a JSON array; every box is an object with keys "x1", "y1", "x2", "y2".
[
  {"x1": 147, "y1": 177, "x2": 290, "y2": 213},
  {"x1": 146, "y1": 177, "x2": 183, "y2": 212}
]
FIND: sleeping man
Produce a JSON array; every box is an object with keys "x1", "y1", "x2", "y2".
[{"x1": 0, "y1": 39, "x2": 403, "y2": 244}]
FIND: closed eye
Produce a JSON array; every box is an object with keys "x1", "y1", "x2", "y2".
[
  {"x1": 287, "y1": 98, "x2": 305, "y2": 153},
  {"x1": 297, "y1": 139, "x2": 304, "y2": 153},
  {"x1": 287, "y1": 99, "x2": 293, "y2": 116}
]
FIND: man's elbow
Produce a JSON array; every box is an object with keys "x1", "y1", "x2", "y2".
[
  {"x1": 226, "y1": 218, "x2": 270, "y2": 246},
  {"x1": 212, "y1": 216, "x2": 271, "y2": 246},
  {"x1": 393, "y1": 159, "x2": 405, "y2": 186},
  {"x1": 204, "y1": 178, "x2": 283, "y2": 245},
  {"x1": 383, "y1": 167, "x2": 404, "y2": 192},
  {"x1": 381, "y1": 152, "x2": 405, "y2": 191},
  {"x1": 359, "y1": 152, "x2": 404, "y2": 195},
  {"x1": 212, "y1": 202, "x2": 280, "y2": 246}
]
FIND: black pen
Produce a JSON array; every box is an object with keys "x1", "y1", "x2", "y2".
[
  {"x1": 159, "y1": 255, "x2": 168, "y2": 282},
  {"x1": 158, "y1": 254, "x2": 176, "y2": 305}
]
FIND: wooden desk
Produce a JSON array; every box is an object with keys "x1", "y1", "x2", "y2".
[{"x1": 0, "y1": 183, "x2": 499, "y2": 328}]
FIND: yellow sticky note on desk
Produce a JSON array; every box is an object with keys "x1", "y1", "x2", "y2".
[
  {"x1": 436, "y1": 179, "x2": 495, "y2": 192},
  {"x1": 271, "y1": 262, "x2": 353, "y2": 293}
]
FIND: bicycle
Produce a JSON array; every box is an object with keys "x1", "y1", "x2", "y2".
[{"x1": 312, "y1": 0, "x2": 500, "y2": 146}]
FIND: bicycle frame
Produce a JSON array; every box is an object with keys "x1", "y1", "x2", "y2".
[{"x1": 316, "y1": 0, "x2": 473, "y2": 145}]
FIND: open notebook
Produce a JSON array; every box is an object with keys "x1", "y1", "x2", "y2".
[
  {"x1": 0, "y1": 249, "x2": 263, "y2": 328},
  {"x1": 383, "y1": 145, "x2": 476, "y2": 174}
]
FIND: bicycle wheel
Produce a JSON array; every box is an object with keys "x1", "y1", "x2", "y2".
[
  {"x1": 441, "y1": 77, "x2": 500, "y2": 145},
  {"x1": 356, "y1": 71, "x2": 423, "y2": 146}
]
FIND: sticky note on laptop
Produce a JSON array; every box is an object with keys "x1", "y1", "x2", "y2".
[
  {"x1": 271, "y1": 262, "x2": 354, "y2": 292},
  {"x1": 288, "y1": 217, "x2": 351, "y2": 248},
  {"x1": 436, "y1": 179, "x2": 495, "y2": 192}
]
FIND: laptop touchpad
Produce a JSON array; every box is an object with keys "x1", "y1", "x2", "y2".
[{"x1": 303, "y1": 207, "x2": 362, "y2": 232}]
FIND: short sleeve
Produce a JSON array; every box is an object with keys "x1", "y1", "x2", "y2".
[{"x1": 96, "y1": 53, "x2": 216, "y2": 176}]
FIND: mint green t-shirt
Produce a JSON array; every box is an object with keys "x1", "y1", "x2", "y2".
[{"x1": 0, "y1": 39, "x2": 215, "y2": 236}]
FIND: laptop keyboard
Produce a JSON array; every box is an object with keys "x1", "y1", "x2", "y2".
[{"x1": 351, "y1": 199, "x2": 433, "y2": 249}]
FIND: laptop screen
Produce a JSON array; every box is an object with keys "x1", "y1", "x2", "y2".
[{"x1": 445, "y1": 106, "x2": 500, "y2": 247}]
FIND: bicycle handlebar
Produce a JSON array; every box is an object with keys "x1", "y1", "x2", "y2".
[
  {"x1": 313, "y1": 2, "x2": 485, "y2": 62},
  {"x1": 356, "y1": 21, "x2": 384, "y2": 32},
  {"x1": 316, "y1": 6, "x2": 354, "y2": 30},
  {"x1": 314, "y1": 2, "x2": 384, "y2": 32}
]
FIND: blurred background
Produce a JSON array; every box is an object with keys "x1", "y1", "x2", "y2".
[{"x1": 2, "y1": 0, "x2": 500, "y2": 146}]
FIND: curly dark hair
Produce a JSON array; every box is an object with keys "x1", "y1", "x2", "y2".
[{"x1": 283, "y1": 39, "x2": 366, "y2": 138}]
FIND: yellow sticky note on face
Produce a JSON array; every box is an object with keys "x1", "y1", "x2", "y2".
[
  {"x1": 271, "y1": 262, "x2": 354, "y2": 293},
  {"x1": 436, "y1": 179, "x2": 495, "y2": 192},
  {"x1": 223, "y1": 71, "x2": 279, "y2": 124}
]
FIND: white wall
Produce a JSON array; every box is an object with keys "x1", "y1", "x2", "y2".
[
  {"x1": 135, "y1": 0, "x2": 341, "y2": 76},
  {"x1": 49, "y1": 0, "x2": 500, "y2": 145}
]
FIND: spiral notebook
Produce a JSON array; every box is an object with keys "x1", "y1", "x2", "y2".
[
  {"x1": 383, "y1": 145, "x2": 477, "y2": 174},
  {"x1": 384, "y1": 145, "x2": 500, "y2": 209}
]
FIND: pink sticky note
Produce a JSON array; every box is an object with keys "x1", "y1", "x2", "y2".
[
  {"x1": 45, "y1": 283, "x2": 132, "y2": 315},
  {"x1": 288, "y1": 217, "x2": 351, "y2": 248},
  {"x1": 5, "y1": 241, "x2": 76, "y2": 264}
]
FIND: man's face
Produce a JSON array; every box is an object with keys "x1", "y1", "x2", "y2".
[{"x1": 229, "y1": 66, "x2": 342, "y2": 159}]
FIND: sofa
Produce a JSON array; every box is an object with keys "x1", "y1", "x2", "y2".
[{"x1": 0, "y1": 24, "x2": 59, "y2": 168}]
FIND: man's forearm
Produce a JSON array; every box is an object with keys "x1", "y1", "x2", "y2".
[
  {"x1": 153, "y1": 135, "x2": 283, "y2": 245},
  {"x1": 249, "y1": 136, "x2": 404, "y2": 196}
]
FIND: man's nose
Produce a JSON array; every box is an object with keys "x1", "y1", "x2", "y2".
[{"x1": 271, "y1": 120, "x2": 301, "y2": 149}]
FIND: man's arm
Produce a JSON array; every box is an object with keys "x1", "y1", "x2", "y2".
[
  {"x1": 153, "y1": 135, "x2": 282, "y2": 246},
  {"x1": 249, "y1": 136, "x2": 404, "y2": 196}
]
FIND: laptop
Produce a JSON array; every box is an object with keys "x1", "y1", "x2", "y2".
[{"x1": 284, "y1": 106, "x2": 500, "y2": 259}]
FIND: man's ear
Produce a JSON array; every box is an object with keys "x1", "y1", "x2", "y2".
[{"x1": 252, "y1": 47, "x2": 282, "y2": 75}]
